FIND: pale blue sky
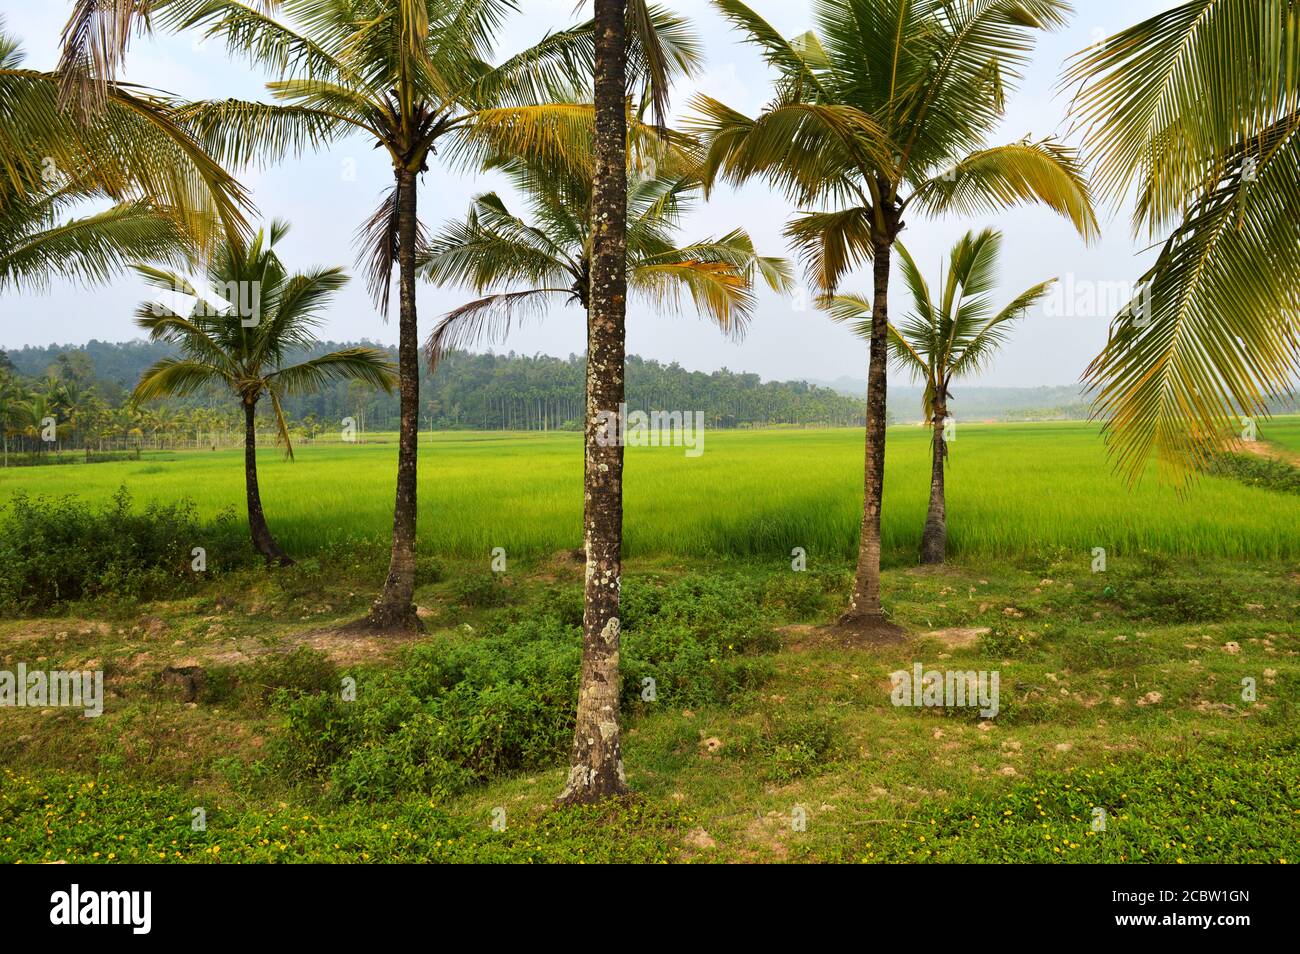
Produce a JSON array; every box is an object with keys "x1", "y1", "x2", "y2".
[{"x1": 1, "y1": 0, "x2": 1173, "y2": 387}]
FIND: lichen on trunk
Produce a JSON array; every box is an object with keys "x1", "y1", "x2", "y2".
[{"x1": 559, "y1": 0, "x2": 630, "y2": 805}]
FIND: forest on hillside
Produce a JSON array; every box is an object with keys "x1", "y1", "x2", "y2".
[{"x1": 0, "y1": 342, "x2": 869, "y2": 448}]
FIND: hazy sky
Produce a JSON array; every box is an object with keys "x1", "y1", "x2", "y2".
[{"x1": 1, "y1": 0, "x2": 1174, "y2": 388}]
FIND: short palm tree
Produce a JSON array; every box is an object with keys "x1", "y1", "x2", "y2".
[
  {"x1": 1066, "y1": 0, "x2": 1300, "y2": 480},
  {"x1": 829, "y1": 228, "x2": 1054, "y2": 563},
  {"x1": 131, "y1": 221, "x2": 397, "y2": 564},
  {"x1": 689, "y1": 0, "x2": 1097, "y2": 636},
  {"x1": 160, "y1": 0, "x2": 696, "y2": 630}
]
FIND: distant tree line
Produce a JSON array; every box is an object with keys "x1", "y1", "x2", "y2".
[{"x1": 1, "y1": 342, "x2": 868, "y2": 449}]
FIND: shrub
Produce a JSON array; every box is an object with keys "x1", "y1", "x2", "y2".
[
  {"x1": 452, "y1": 572, "x2": 510, "y2": 608},
  {"x1": 272, "y1": 575, "x2": 780, "y2": 801},
  {"x1": 0, "y1": 488, "x2": 246, "y2": 613},
  {"x1": 201, "y1": 647, "x2": 339, "y2": 708},
  {"x1": 1108, "y1": 577, "x2": 1238, "y2": 623},
  {"x1": 761, "y1": 572, "x2": 831, "y2": 618},
  {"x1": 414, "y1": 555, "x2": 446, "y2": 586},
  {"x1": 1204, "y1": 453, "x2": 1300, "y2": 495}
]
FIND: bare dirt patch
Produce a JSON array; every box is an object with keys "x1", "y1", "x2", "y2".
[
  {"x1": 919, "y1": 626, "x2": 991, "y2": 649},
  {"x1": 1228, "y1": 438, "x2": 1300, "y2": 466},
  {"x1": 778, "y1": 620, "x2": 908, "y2": 650},
  {"x1": 290, "y1": 627, "x2": 423, "y2": 667}
]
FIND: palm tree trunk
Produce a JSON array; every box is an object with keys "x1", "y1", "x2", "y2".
[
  {"x1": 840, "y1": 235, "x2": 903, "y2": 638},
  {"x1": 367, "y1": 166, "x2": 421, "y2": 631},
  {"x1": 243, "y1": 401, "x2": 291, "y2": 566},
  {"x1": 558, "y1": 0, "x2": 629, "y2": 805},
  {"x1": 921, "y1": 403, "x2": 947, "y2": 564}
]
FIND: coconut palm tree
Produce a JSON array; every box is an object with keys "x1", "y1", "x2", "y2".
[
  {"x1": 549, "y1": 0, "x2": 711, "y2": 804},
  {"x1": 0, "y1": 21, "x2": 247, "y2": 285},
  {"x1": 159, "y1": 0, "x2": 696, "y2": 630},
  {"x1": 131, "y1": 221, "x2": 397, "y2": 564},
  {"x1": 423, "y1": 126, "x2": 781, "y2": 812},
  {"x1": 829, "y1": 228, "x2": 1054, "y2": 563},
  {"x1": 12, "y1": 392, "x2": 69, "y2": 455},
  {"x1": 1065, "y1": 0, "x2": 1300, "y2": 480},
  {"x1": 689, "y1": 0, "x2": 1097, "y2": 637}
]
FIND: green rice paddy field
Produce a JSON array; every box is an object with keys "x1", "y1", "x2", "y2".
[{"x1": 2, "y1": 418, "x2": 1298, "y2": 562}]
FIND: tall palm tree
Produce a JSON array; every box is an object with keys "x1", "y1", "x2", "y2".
[
  {"x1": 131, "y1": 221, "x2": 396, "y2": 564},
  {"x1": 163, "y1": 0, "x2": 695, "y2": 631},
  {"x1": 829, "y1": 228, "x2": 1054, "y2": 563},
  {"x1": 690, "y1": 0, "x2": 1097, "y2": 637},
  {"x1": 1, "y1": 21, "x2": 247, "y2": 283},
  {"x1": 543, "y1": 0, "x2": 709, "y2": 804},
  {"x1": 1065, "y1": 0, "x2": 1300, "y2": 481}
]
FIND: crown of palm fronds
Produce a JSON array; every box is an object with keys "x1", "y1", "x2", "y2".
[
  {"x1": 1066, "y1": 0, "x2": 1300, "y2": 481},
  {"x1": 113, "y1": 1, "x2": 703, "y2": 314},
  {"x1": 686, "y1": 0, "x2": 1097, "y2": 294},
  {"x1": 827, "y1": 228, "x2": 1055, "y2": 425}
]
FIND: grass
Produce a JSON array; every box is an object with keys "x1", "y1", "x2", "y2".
[
  {"x1": 1260, "y1": 416, "x2": 1300, "y2": 454},
  {"x1": 3, "y1": 419, "x2": 1299, "y2": 562}
]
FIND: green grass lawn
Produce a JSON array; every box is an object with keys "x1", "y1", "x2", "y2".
[{"x1": 3, "y1": 420, "x2": 1299, "y2": 560}]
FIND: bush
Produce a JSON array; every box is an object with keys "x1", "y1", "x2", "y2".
[
  {"x1": 452, "y1": 572, "x2": 510, "y2": 608},
  {"x1": 761, "y1": 570, "x2": 839, "y2": 618},
  {"x1": 272, "y1": 575, "x2": 780, "y2": 801},
  {"x1": 1108, "y1": 577, "x2": 1238, "y2": 623},
  {"x1": 0, "y1": 487, "x2": 246, "y2": 613},
  {"x1": 414, "y1": 555, "x2": 446, "y2": 586},
  {"x1": 1204, "y1": 452, "x2": 1300, "y2": 494}
]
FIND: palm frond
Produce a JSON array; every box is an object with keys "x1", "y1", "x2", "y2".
[
  {"x1": 354, "y1": 184, "x2": 426, "y2": 315},
  {"x1": 174, "y1": 98, "x2": 350, "y2": 169},
  {"x1": 423, "y1": 288, "x2": 567, "y2": 370},
  {"x1": 783, "y1": 206, "x2": 875, "y2": 293},
  {"x1": 131, "y1": 356, "x2": 226, "y2": 403},
  {"x1": 267, "y1": 347, "x2": 398, "y2": 397},
  {"x1": 912, "y1": 138, "x2": 1099, "y2": 240},
  {"x1": 0, "y1": 196, "x2": 190, "y2": 293},
  {"x1": 1, "y1": 64, "x2": 251, "y2": 248}
]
